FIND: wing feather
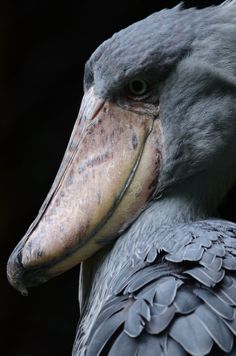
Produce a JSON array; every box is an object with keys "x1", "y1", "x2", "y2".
[
  {"x1": 79, "y1": 220, "x2": 236, "y2": 355},
  {"x1": 169, "y1": 313, "x2": 214, "y2": 355},
  {"x1": 195, "y1": 304, "x2": 234, "y2": 352},
  {"x1": 193, "y1": 287, "x2": 234, "y2": 320}
]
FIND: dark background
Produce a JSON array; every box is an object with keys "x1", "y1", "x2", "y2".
[{"x1": 2, "y1": 1, "x2": 235, "y2": 355}]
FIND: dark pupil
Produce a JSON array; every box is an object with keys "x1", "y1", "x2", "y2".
[{"x1": 131, "y1": 80, "x2": 145, "y2": 94}]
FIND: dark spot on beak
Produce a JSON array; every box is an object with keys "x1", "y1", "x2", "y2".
[
  {"x1": 67, "y1": 169, "x2": 75, "y2": 185},
  {"x1": 37, "y1": 250, "x2": 43, "y2": 258},
  {"x1": 132, "y1": 133, "x2": 138, "y2": 150},
  {"x1": 69, "y1": 141, "x2": 77, "y2": 151},
  {"x1": 96, "y1": 191, "x2": 102, "y2": 203}
]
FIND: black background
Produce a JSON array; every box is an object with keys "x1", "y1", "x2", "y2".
[{"x1": 2, "y1": 1, "x2": 235, "y2": 355}]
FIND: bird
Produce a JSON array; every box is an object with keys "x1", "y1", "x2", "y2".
[{"x1": 7, "y1": 1, "x2": 236, "y2": 355}]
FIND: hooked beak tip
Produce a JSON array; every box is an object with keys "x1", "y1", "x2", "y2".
[{"x1": 7, "y1": 252, "x2": 29, "y2": 296}]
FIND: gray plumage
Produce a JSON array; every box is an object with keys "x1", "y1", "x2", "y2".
[
  {"x1": 78, "y1": 221, "x2": 236, "y2": 355},
  {"x1": 73, "y1": 2, "x2": 236, "y2": 355}
]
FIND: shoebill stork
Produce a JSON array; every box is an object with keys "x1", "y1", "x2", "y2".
[{"x1": 7, "y1": 1, "x2": 236, "y2": 355}]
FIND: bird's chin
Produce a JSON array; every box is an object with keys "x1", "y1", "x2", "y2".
[{"x1": 7, "y1": 87, "x2": 162, "y2": 295}]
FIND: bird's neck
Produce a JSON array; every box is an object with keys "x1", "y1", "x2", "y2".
[
  {"x1": 122, "y1": 165, "x2": 235, "y2": 247},
  {"x1": 82, "y1": 166, "x2": 235, "y2": 293},
  {"x1": 77, "y1": 166, "x2": 235, "y2": 349}
]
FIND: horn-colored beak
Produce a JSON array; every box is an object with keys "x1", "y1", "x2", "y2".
[{"x1": 7, "y1": 87, "x2": 161, "y2": 295}]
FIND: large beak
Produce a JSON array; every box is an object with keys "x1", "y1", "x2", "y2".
[{"x1": 7, "y1": 87, "x2": 161, "y2": 295}]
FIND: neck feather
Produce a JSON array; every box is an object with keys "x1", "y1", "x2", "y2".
[
  {"x1": 82, "y1": 166, "x2": 235, "y2": 295},
  {"x1": 77, "y1": 166, "x2": 235, "y2": 350}
]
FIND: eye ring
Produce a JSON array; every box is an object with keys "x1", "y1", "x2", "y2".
[{"x1": 128, "y1": 78, "x2": 149, "y2": 98}]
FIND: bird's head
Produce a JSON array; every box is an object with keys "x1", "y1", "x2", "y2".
[{"x1": 7, "y1": 3, "x2": 236, "y2": 294}]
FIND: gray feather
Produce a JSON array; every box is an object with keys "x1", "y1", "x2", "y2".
[
  {"x1": 146, "y1": 305, "x2": 176, "y2": 334},
  {"x1": 193, "y1": 287, "x2": 235, "y2": 320},
  {"x1": 137, "y1": 333, "x2": 163, "y2": 356},
  {"x1": 191, "y1": 236, "x2": 212, "y2": 248},
  {"x1": 223, "y1": 312, "x2": 236, "y2": 335},
  {"x1": 221, "y1": 275, "x2": 234, "y2": 288},
  {"x1": 136, "y1": 284, "x2": 157, "y2": 304},
  {"x1": 183, "y1": 243, "x2": 204, "y2": 261},
  {"x1": 108, "y1": 332, "x2": 138, "y2": 356},
  {"x1": 153, "y1": 277, "x2": 178, "y2": 306},
  {"x1": 174, "y1": 287, "x2": 200, "y2": 314},
  {"x1": 136, "y1": 299, "x2": 151, "y2": 321},
  {"x1": 169, "y1": 313, "x2": 214, "y2": 355},
  {"x1": 146, "y1": 247, "x2": 158, "y2": 263},
  {"x1": 185, "y1": 266, "x2": 225, "y2": 286},
  {"x1": 164, "y1": 337, "x2": 187, "y2": 356},
  {"x1": 108, "y1": 332, "x2": 164, "y2": 356},
  {"x1": 165, "y1": 246, "x2": 186, "y2": 262},
  {"x1": 221, "y1": 284, "x2": 236, "y2": 304},
  {"x1": 223, "y1": 255, "x2": 236, "y2": 270},
  {"x1": 90, "y1": 296, "x2": 129, "y2": 335},
  {"x1": 209, "y1": 243, "x2": 226, "y2": 257},
  {"x1": 124, "y1": 312, "x2": 144, "y2": 338},
  {"x1": 124, "y1": 266, "x2": 170, "y2": 294},
  {"x1": 86, "y1": 310, "x2": 126, "y2": 356},
  {"x1": 200, "y1": 252, "x2": 222, "y2": 271},
  {"x1": 195, "y1": 304, "x2": 234, "y2": 352},
  {"x1": 115, "y1": 264, "x2": 146, "y2": 294},
  {"x1": 124, "y1": 300, "x2": 150, "y2": 337},
  {"x1": 215, "y1": 288, "x2": 235, "y2": 305}
]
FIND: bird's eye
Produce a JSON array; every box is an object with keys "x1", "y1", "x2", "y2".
[{"x1": 128, "y1": 78, "x2": 149, "y2": 98}]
